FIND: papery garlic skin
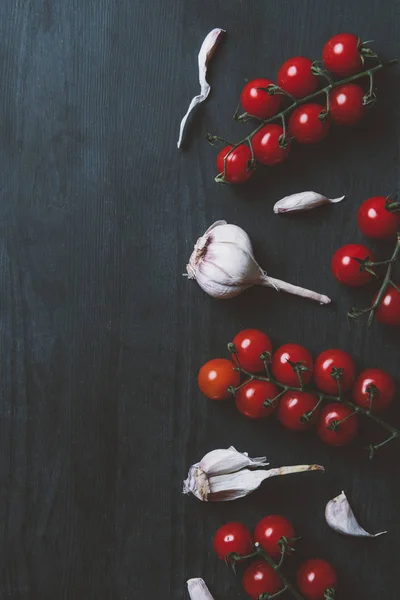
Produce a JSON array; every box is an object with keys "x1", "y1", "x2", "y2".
[
  {"x1": 325, "y1": 491, "x2": 387, "y2": 538},
  {"x1": 186, "y1": 220, "x2": 331, "y2": 304},
  {"x1": 187, "y1": 578, "x2": 215, "y2": 600},
  {"x1": 177, "y1": 29, "x2": 225, "y2": 148},
  {"x1": 273, "y1": 191, "x2": 345, "y2": 214},
  {"x1": 183, "y1": 446, "x2": 324, "y2": 502}
]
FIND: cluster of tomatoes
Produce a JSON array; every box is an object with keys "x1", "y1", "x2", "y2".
[
  {"x1": 331, "y1": 195, "x2": 400, "y2": 325},
  {"x1": 198, "y1": 328, "x2": 396, "y2": 447},
  {"x1": 217, "y1": 33, "x2": 375, "y2": 183},
  {"x1": 214, "y1": 518, "x2": 337, "y2": 600}
]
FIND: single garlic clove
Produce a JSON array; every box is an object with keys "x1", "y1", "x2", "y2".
[
  {"x1": 187, "y1": 578, "x2": 215, "y2": 600},
  {"x1": 325, "y1": 491, "x2": 387, "y2": 538},
  {"x1": 273, "y1": 191, "x2": 345, "y2": 214},
  {"x1": 199, "y1": 446, "x2": 269, "y2": 476},
  {"x1": 177, "y1": 29, "x2": 225, "y2": 148}
]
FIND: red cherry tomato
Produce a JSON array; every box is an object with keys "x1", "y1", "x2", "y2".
[
  {"x1": 317, "y1": 403, "x2": 358, "y2": 446},
  {"x1": 373, "y1": 284, "x2": 400, "y2": 326},
  {"x1": 242, "y1": 560, "x2": 283, "y2": 599},
  {"x1": 236, "y1": 380, "x2": 279, "y2": 419},
  {"x1": 213, "y1": 522, "x2": 253, "y2": 561},
  {"x1": 353, "y1": 368, "x2": 395, "y2": 414},
  {"x1": 240, "y1": 78, "x2": 282, "y2": 119},
  {"x1": 357, "y1": 196, "x2": 400, "y2": 240},
  {"x1": 198, "y1": 358, "x2": 240, "y2": 400},
  {"x1": 271, "y1": 344, "x2": 313, "y2": 387},
  {"x1": 278, "y1": 391, "x2": 321, "y2": 431},
  {"x1": 314, "y1": 349, "x2": 356, "y2": 395},
  {"x1": 252, "y1": 124, "x2": 291, "y2": 166},
  {"x1": 323, "y1": 33, "x2": 363, "y2": 76},
  {"x1": 254, "y1": 515, "x2": 296, "y2": 559},
  {"x1": 330, "y1": 83, "x2": 366, "y2": 125},
  {"x1": 331, "y1": 243, "x2": 376, "y2": 287},
  {"x1": 216, "y1": 144, "x2": 253, "y2": 184},
  {"x1": 277, "y1": 56, "x2": 318, "y2": 99},
  {"x1": 297, "y1": 559, "x2": 338, "y2": 600},
  {"x1": 288, "y1": 103, "x2": 330, "y2": 144},
  {"x1": 232, "y1": 329, "x2": 273, "y2": 373}
]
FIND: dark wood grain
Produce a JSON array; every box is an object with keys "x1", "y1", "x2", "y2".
[{"x1": 0, "y1": 0, "x2": 399, "y2": 598}]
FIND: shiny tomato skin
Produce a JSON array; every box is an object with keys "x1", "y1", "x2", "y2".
[
  {"x1": 277, "y1": 56, "x2": 318, "y2": 99},
  {"x1": 254, "y1": 515, "x2": 296, "y2": 559},
  {"x1": 353, "y1": 368, "x2": 395, "y2": 414},
  {"x1": 330, "y1": 83, "x2": 366, "y2": 125},
  {"x1": 240, "y1": 78, "x2": 282, "y2": 119},
  {"x1": 314, "y1": 349, "x2": 356, "y2": 395},
  {"x1": 373, "y1": 284, "x2": 400, "y2": 326},
  {"x1": 252, "y1": 124, "x2": 291, "y2": 166},
  {"x1": 331, "y1": 243, "x2": 376, "y2": 287},
  {"x1": 216, "y1": 144, "x2": 254, "y2": 184},
  {"x1": 198, "y1": 358, "x2": 240, "y2": 400},
  {"x1": 242, "y1": 560, "x2": 283, "y2": 599},
  {"x1": 236, "y1": 380, "x2": 279, "y2": 419},
  {"x1": 297, "y1": 559, "x2": 338, "y2": 600},
  {"x1": 232, "y1": 329, "x2": 273, "y2": 373},
  {"x1": 357, "y1": 196, "x2": 400, "y2": 240},
  {"x1": 271, "y1": 344, "x2": 313, "y2": 387},
  {"x1": 317, "y1": 403, "x2": 358, "y2": 446},
  {"x1": 323, "y1": 33, "x2": 363, "y2": 76},
  {"x1": 278, "y1": 391, "x2": 321, "y2": 431},
  {"x1": 288, "y1": 103, "x2": 330, "y2": 144},
  {"x1": 213, "y1": 522, "x2": 253, "y2": 560}
]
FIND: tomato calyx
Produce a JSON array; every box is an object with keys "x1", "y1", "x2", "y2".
[{"x1": 324, "y1": 588, "x2": 336, "y2": 599}]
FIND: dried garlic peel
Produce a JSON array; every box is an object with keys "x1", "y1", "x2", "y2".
[
  {"x1": 325, "y1": 491, "x2": 387, "y2": 538},
  {"x1": 177, "y1": 28, "x2": 225, "y2": 148},
  {"x1": 187, "y1": 578, "x2": 215, "y2": 600}
]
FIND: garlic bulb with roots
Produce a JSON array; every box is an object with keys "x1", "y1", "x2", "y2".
[{"x1": 186, "y1": 220, "x2": 331, "y2": 304}]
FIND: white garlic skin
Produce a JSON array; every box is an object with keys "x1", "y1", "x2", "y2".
[
  {"x1": 186, "y1": 221, "x2": 263, "y2": 298},
  {"x1": 187, "y1": 578, "x2": 215, "y2": 600},
  {"x1": 325, "y1": 491, "x2": 387, "y2": 538},
  {"x1": 273, "y1": 191, "x2": 345, "y2": 214}
]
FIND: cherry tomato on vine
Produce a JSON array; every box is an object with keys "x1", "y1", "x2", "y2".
[
  {"x1": 252, "y1": 124, "x2": 291, "y2": 166},
  {"x1": 331, "y1": 243, "x2": 376, "y2": 287},
  {"x1": 330, "y1": 83, "x2": 366, "y2": 125},
  {"x1": 322, "y1": 33, "x2": 363, "y2": 76},
  {"x1": 198, "y1": 358, "x2": 240, "y2": 400},
  {"x1": 242, "y1": 560, "x2": 283, "y2": 599},
  {"x1": 240, "y1": 78, "x2": 282, "y2": 119},
  {"x1": 373, "y1": 284, "x2": 400, "y2": 326},
  {"x1": 271, "y1": 344, "x2": 313, "y2": 387},
  {"x1": 236, "y1": 380, "x2": 279, "y2": 419},
  {"x1": 297, "y1": 559, "x2": 338, "y2": 600},
  {"x1": 254, "y1": 515, "x2": 296, "y2": 559},
  {"x1": 357, "y1": 196, "x2": 400, "y2": 240},
  {"x1": 353, "y1": 368, "x2": 395, "y2": 414},
  {"x1": 288, "y1": 103, "x2": 330, "y2": 144},
  {"x1": 317, "y1": 403, "x2": 358, "y2": 446},
  {"x1": 277, "y1": 56, "x2": 318, "y2": 99},
  {"x1": 216, "y1": 144, "x2": 254, "y2": 184},
  {"x1": 213, "y1": 522, "x2": 253, "y2": 561},
  {"x1": 232, "y1": 329, "x2": 272, "y2": 373},
  {"x1": 278, "y1": 391, "x2": 321, "y2": 431},
  {"x1": 314, "y1": 349, "x2": 356, "y2": 395}
]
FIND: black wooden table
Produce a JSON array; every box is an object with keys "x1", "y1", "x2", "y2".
[{"x1": 1, "y1": 1, "x2": 399, "y2": 598}]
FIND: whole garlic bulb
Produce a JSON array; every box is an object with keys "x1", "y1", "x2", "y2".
[{"x1": 186, "y1": 220, "x2": 331, "y2": 304}]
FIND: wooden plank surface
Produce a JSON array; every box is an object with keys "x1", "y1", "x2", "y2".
[{"x1": 0, "y1": 0, "x2": 399, "y2": 598}]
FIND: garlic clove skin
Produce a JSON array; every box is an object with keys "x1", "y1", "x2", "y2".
[
  {"x1": 186, "y1": 220, "x2": 331, "y2": 304},
  {"x1": 273, "y1": 191, "x2": 345, "y2": 214},
  {"x1": 325, "y1": 491, "x2": 387, "y2": 538},
  {"x1": 183, "y1": 448, "x2": 324, "y2": 502},
  {"x1": 187, "y1": 578, "x2": 215, "y2": 600}
]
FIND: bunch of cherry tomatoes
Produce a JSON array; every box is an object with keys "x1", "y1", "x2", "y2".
[
  {"x1": 198, "y1": 328, "x2": 396, "y2": 447},
  {"x1": 216, "y1": 33, "x2": 378, "y2": 183},
  {"x1": 331, "y1": 195, "x2": 400, "y2": 326},
  {"x1": 214, "y1": 517, "x2": 338, "y2": 599}
]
